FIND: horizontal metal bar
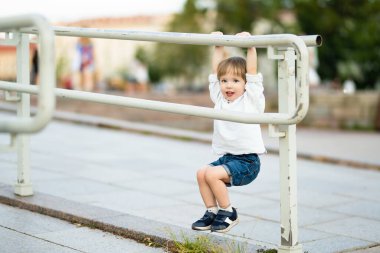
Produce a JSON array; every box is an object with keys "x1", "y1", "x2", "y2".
[
  {"x1": 20, "y1": 26, "x2": 322, "y2": 48},
  {"x1": 0, "y1": 81, "x2": 296, "y2": 125},
  {"x1": 0, "y1": 14, "x2": 55, "y2": 133},
  {"x1": 24, "y1": 28, "x2": 310, "y2": 124}
]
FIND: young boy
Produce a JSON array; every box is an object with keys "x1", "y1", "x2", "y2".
[{"x1": 192, "y1": 31, "x2": 266, "y2": 233}]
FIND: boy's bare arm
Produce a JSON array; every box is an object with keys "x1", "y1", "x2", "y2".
[
  {"x1": 236, "y1": 32, "x2": 257, "y2": 75},
  {"x1": 211, "y1": 31, "x2": 225, "y2": 74},
  {"x1": 246, "y1": 47, "x2": 257, "y2": 74}
]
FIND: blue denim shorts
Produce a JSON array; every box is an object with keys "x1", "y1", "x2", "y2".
[{"x1": 210, "y1": 153, "x2": 260, "y2": 187}]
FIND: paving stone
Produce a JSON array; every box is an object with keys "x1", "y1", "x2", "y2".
[
  {"x1": 228, "y1": 194, "x2": 279, "y2": 209},
  {"x1": 307, "y1": 217, "x2": 380, "y2": 243},
  {"x1": 37, "y1": 227, "x2": 165, "y2": 253},
  {"x1": 0, "y1": 203, "x2": 19, "y2": 213},
  {"x1": 302, "y1": 235, "x2": 372, "y2": 253},
  {"x1": 345, "y1": 246, "x2": 380, "y2": 253},
  {"x1": 112, "y1": 177, "x2": 195, "y2": 196},
  {"x1": 67, "y1": 165, "x2": 147, "y2": 184},
  {"x1": 298, "y1": 206, "x2": 350, "y2": 226},
  {"x1": 0, "y1": 165, "x2": 16, "y2": 185},
  {"x1": 326, "y1": 200, "x2": 380, "y2": 221},
  {"x1": 0, "y1": 186, "x2": 124, "y2": 220},
  {"x1": 0, "y1": 203, "x2": 165, "y2": 253},
  {"x1": 0, "y1": 205, "x2": 76, "y2": 235},
  {"x1": 67, "y1": 190, "x2": 187, "y2": 214},
  {"x1": 259, "y1": 190, "x2": 358, "y2": 209},
  {"x1": 132, "y1": 203, "x2": 203, "y2": 228},
  {"x1": 229, "y1": 218, "x2": 280, "y2": 246},
  {"x1": 171, "y1": 191, "x2": 204, "y2": 205},
  {"x1": 240, "y1": 202, "x2": 279, "y2": 222},
  {"x1": 231, "y1": 218, "x2": 337, "y2": 248},
  {"x1": 33, "y1": 178, "x2": 125, "y2": 199},
  {"x1": 0, "y1": 226, "x2": 76, "y2": 253}
]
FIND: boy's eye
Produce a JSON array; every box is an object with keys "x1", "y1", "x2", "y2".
[
  {"x1": 233, "y1": 79, "x2": 240, "y2": 83},
  {"x1": 221, "y1": 79, "x2": 227, "y2": 83}
]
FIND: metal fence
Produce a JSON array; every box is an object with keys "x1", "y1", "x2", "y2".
[{"x1": 0, "y1": 14, "x2": 322, "y2": 253}]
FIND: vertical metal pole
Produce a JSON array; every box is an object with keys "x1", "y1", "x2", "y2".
[
  {"x1": 14, "y1": 32, "x2": 33, "y2": 196},
  {"x1": 278, "y1": 48, "x2": 302, "y2": 253}
]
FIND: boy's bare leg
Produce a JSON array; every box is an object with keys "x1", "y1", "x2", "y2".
[
  {"x1": 197, "y1": 166, "x2": 217, "y2": 207},
  {"x1": 205, "y1": 166, "x2": 231, "y2": 208}
]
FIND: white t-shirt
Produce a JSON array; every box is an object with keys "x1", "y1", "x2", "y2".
[{"x1": 209, "y1": 73, "x2": 266, "y2": 155}]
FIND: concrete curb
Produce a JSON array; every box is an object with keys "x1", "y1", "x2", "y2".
[{"x1": 0, "y1": 184, "x2": 266, "y2": 252}]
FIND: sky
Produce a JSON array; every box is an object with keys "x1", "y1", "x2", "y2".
[{"x1": 0, "y1": 0, "x2": 187, "y2": 23}]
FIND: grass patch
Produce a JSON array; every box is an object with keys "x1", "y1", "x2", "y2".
[{"x1": 169, "y1": 232, "x2": 248, "y2": 253}]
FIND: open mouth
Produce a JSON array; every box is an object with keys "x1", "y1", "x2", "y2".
[{"x1": 226, "y1": 91, "x2": 234, "y2": 97}]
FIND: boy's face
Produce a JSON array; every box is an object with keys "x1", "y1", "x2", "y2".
[{"x1": 219, "y1": 72, "x2": 245, "y2": 102}]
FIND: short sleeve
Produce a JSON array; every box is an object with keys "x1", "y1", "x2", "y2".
[
  {"x1": 246, "y1": 73, "x2": 263, "y2": 83},
  {"x1": 244, "y1": 73, "x2": 265, "y2": 113}
]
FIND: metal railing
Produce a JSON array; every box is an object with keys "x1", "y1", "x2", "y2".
[
  {"x1": 2, "y1": 27, "x2": 321, "y2": 125},
  {"x1": 0, "y1": 14, "x2": 55, "y2": 133},
  {"x1": 0, "y1": 14, "x2": 322, "y2": 253}
]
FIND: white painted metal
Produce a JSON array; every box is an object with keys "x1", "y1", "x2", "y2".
[
  {"x1": 22, "y1": 26, "x2": 321, "y2": 47},
  {"x1": 18, "y1": 27, "x2": 312, "y2": 124},
  {"x1": 13, "y1": 33, "x2": 33, "y2": 196},
  {"x1": 0, "y1": 14, "x2": 55, "y2": 133},
  {"x1": 277, "y1": 48, "x2": 302, "y2": 253},
  {"x1": 268, "y1": 124, "x2": 286, "y2": 138},
  {"x1": 5, "y1": 91, "x2": 21, "y2": 102}
]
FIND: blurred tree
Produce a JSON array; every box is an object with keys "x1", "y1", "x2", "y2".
[
  {"x1": 153, "y1": 0, "x2": 379, "y2": 89},
  {"x1": 135, "y1": 46, "x2": 162, "y2": 84},
  {"x1": 293, "y1": 0, "x2": 380, "y2": 89},
  {"x1": 151, "y1": 0, "x2": 208, "y2": 87},
  {"x1": 214, "y1": 0, "x2": 258, "y2": 33},
  {"x1": 214, "y1": 0, "x2": 294, "y2": 34}
]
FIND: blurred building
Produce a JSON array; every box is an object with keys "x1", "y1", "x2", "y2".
[
  {"x1": 0, "y1": 43, "x2": 37, "y2": 82},
  {"x1": 0, "y1": 45, "x2": 17, "y2": 81},
  {"x1": 55, "y1": 15, "x2": 171, "y2": 90},
  {"x1": 0, "y1": 15, "x2": 171, "y2": 90}
]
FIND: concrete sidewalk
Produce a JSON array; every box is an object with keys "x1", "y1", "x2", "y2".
[
  {"x1": 1, "y1": 103, "x2": 380, "y2": 169},
  {"x1": 42, "y1": 106, "x2": 380, "y2": 170},
  {"x1": 0, "y1": 110, "x2": 380, "y2": 252},
  {"x1": 0, "y1": 203, "x2": 165, "y2": 253}
]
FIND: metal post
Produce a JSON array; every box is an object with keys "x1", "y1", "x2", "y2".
[
  {"x1": 14, "y1": 32, "x2": 33, "y2": 196},
  {"x1": 278, "y1": 48, "x2": 302, "y2": 253}
]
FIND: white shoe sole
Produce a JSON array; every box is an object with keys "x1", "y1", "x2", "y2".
[{"x1": 192, "y1": 225, "x2": 211, "y2": 231}]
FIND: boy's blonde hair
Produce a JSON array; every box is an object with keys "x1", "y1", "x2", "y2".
[{"x1": 217, "y1": 56, "x2": 247, "y2": 82}]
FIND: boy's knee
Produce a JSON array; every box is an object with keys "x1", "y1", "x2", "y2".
[{"x1": 196, "y1": 167, "x2": 208, "y2": 182}]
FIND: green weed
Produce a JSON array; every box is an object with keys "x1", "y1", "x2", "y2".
[{"x1": 169, "y1": 231, "x2": 248, "y2": 253}]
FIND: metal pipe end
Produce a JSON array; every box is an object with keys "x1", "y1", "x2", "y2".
[{"x1": 316, "y1": 35, "x2": 322, "y2": 46}]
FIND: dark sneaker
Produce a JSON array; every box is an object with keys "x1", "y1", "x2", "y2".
[
  {"x1": 211, "y1": 207, "x2": 239, "y2": 233},
  {"x1": 192, "y1": 211, "x2": 217, "y2": 231}
]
